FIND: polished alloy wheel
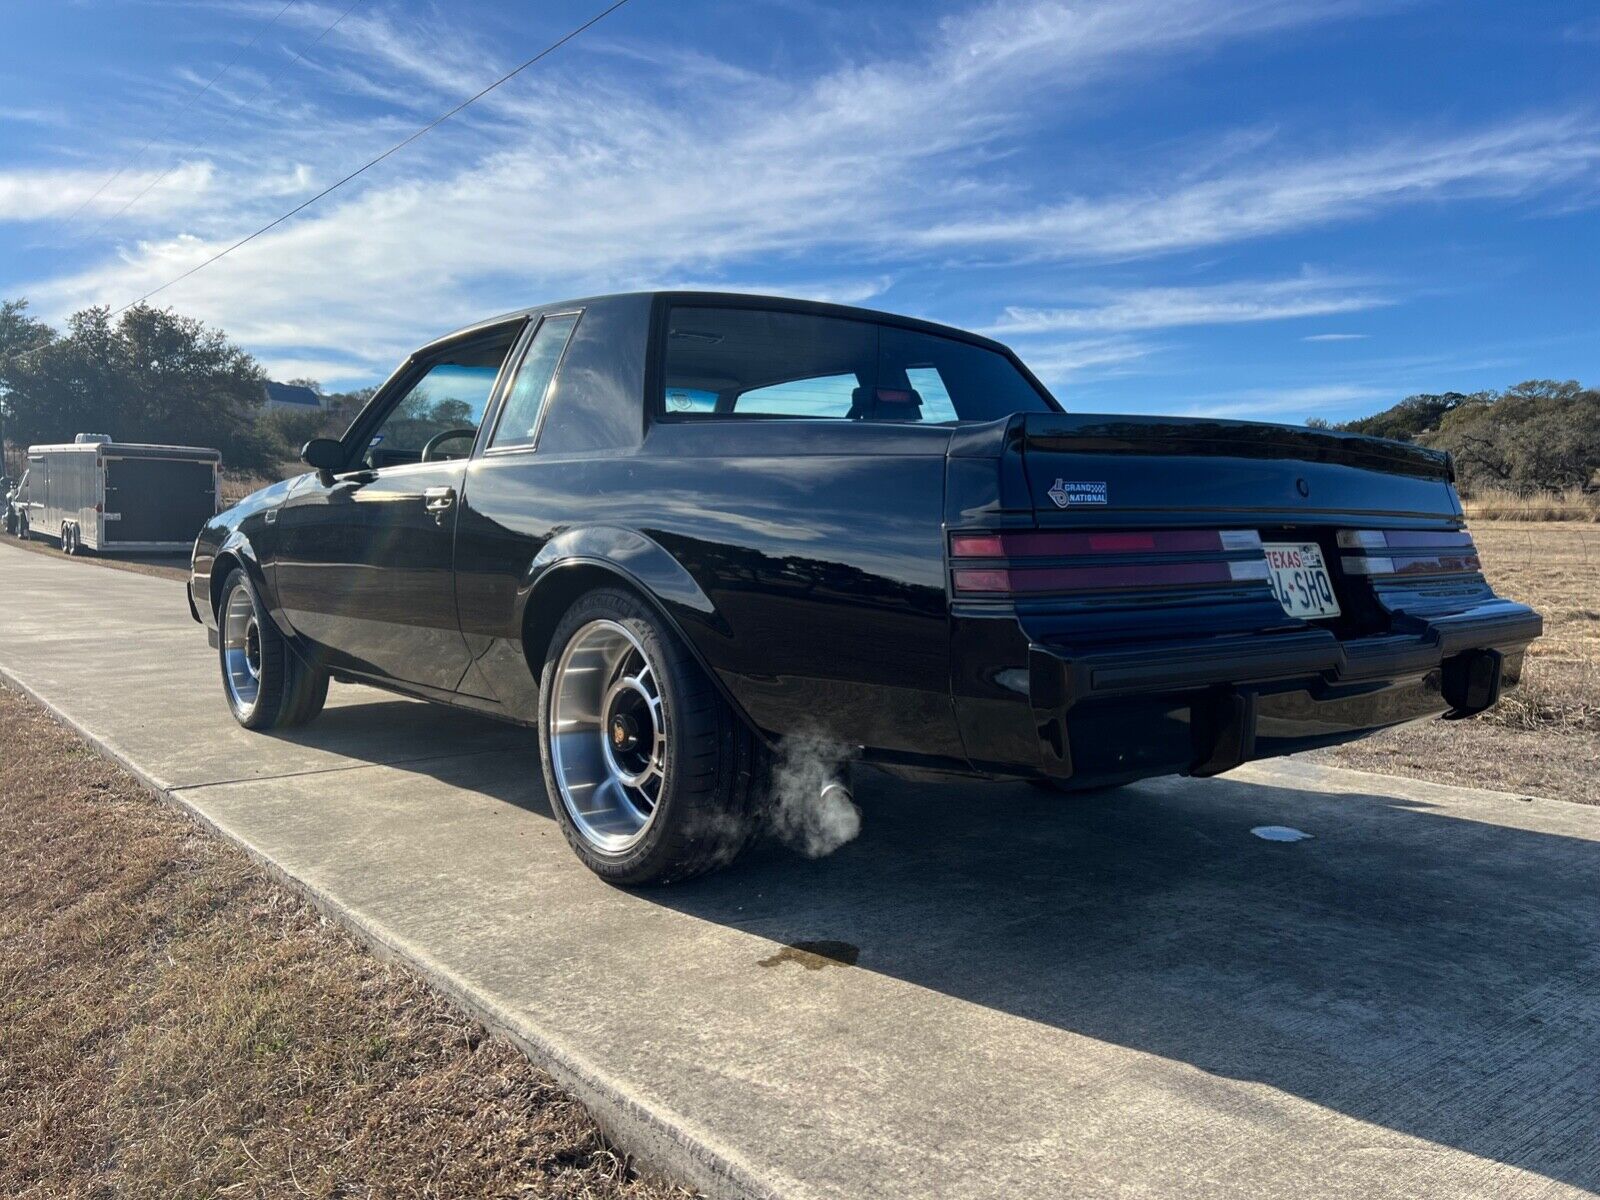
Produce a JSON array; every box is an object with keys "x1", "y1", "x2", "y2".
[
  {"x1": 549, "y1": 618, "x2": 667, "y2": 854},
  {"x1": 221, "y1": 582, "x2": 263, "y2": 716}
]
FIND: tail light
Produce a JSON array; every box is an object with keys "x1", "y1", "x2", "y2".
[
  {"x1": 949, "y1": 528, "x2": 1267, "y2": 595},
  {"x1": 1336, "y1": 530, "x2": 1480, "y2": 577}
]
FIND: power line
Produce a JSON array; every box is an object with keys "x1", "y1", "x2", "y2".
[
  {"x1": 112, "y1": 0, "x2": 635, "y2": 316},
  {"x1": 83, "y1": 0, "x2": 367, "y2": 241},
  {"x1": 62, "y1": 0, "x2": 302, "y2": 225}
]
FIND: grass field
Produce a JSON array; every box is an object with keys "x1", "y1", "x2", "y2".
[
  {"x1": 0, "y1": 684, "x2": 690, "y2": 1199},
  {"x1": 1315, "y1": 521, "x2": 1600, "y2": 803},
  {"x1": 1462, "y1": 486, "x2": 1600, "y2": 523}
]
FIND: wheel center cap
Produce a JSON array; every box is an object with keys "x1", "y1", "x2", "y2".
[{"x1": 610, "y1": 713, "x2": 639, "y2": 753}]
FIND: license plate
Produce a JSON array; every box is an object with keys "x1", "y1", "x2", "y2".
[{"x1": 1263, "y1": 542, "x2": 1341, "y2": 619}]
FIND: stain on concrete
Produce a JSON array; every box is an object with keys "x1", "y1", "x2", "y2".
[{"x1": 758, "y1": 940, "x2": 860, "y2": 970}]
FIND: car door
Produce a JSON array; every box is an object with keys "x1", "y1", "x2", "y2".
[{"x1": 273, "y1": 323, "x2": 523, "y2": 694}]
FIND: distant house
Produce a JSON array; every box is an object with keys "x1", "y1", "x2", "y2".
[{"x1": 262, "y1": 381, "x2": 324, "y2": 411}]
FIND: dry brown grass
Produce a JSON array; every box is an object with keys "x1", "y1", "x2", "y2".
[
  {"x1": 1317, "y1": 521, "x2": 1600, "y2": 802},
  {"x1": 220, "y1": 467, "x2": 288, "y2": 504},
  {"x1": 1469, "y1": 523, "x2": 1600, "y2": 732},
  {"x1": 1462, "y1": 486, "x2": 1600, "y2": 523},
  {"x1": 0, "y1": 683, "x2": 693, "y2": 1200}
]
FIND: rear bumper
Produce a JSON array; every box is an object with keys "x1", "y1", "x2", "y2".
[
  {"x1": 1020, "y1": 598, "x2": 1540, "y2": 783},
  {"x1": 1036, "y1": 598, "x2": 1540, "y2": 703}
]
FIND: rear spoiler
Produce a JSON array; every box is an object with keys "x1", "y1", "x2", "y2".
[{"x1": 949, "y1": 413, "x2": 1453, "y2": 483}]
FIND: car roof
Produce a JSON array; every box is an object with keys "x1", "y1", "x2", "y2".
[{"x1": 415, "y1": 291, "x2": 1016, "y2": 359}]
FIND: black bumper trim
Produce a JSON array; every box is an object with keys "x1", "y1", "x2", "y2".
[{"x1": 1031, "y1": 598, "x2": 1541, "y2": 709}]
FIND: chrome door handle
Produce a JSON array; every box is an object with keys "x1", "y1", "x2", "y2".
[{"x1": 423, "y1": 486, "x2": 456, "y2": 522}]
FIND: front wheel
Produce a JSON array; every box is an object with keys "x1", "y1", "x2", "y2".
[
  {"x1": 538, "y1": 588, "x2": 769, "y2": 885},
  {"x1": 217, "y1": 568, "x2": 329, "y2": 730}
]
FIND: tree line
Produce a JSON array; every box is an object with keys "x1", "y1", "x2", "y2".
[
  {"x1": 0, "y1": 298, "x2": 369, "y2": 475},
  {"x1": 1309, "y1": 380, "x2": 1600, "y2": 493}
]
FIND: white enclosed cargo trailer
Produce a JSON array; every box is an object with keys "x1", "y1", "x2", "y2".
[{"x1": 14, "y1": 438, "x2": 222, "y2": 554}]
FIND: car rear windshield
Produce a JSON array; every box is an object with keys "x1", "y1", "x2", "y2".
[{"x1": 661, "y1": 306, "x2": 1055, "y2": 423}]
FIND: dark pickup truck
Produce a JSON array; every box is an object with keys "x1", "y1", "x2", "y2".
[{"x1": 189, "y1": 291, "x2": 1540, "y2": 883}]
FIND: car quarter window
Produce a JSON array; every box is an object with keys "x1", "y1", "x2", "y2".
[
  {"x1": 660, "y1": 305, "x2": 1054, "y2": 422},
  {"x1": 486, "y1": 312, "x2": 580, "y2": 451},
  {"x1": 363, "y1": 330, "x2": 518, "y2": 469}
]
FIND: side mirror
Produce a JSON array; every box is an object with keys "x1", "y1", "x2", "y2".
[{"x1": 301, "y1": 438, "x2": 344, "y2": 485}]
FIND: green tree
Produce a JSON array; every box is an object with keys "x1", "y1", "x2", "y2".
[
  {"x1": 1421, "y1": 380, "x2": 1600, "y2": 491},
  {"x1": 0, "y1": 301, "x2": 275, "y2": 469},
  {"x1": 0, "y1": 299, "x2": 55, "y2": 472},
  {"x1": 1338, "y1": 392, "x2": 1474, "y2": 442}
]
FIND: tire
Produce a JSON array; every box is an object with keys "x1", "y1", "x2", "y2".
[
  {"x1": 216, "y1": 568, "x2": 329, "y2": 730},
  {"x1": 61, "y1": 523, "x2": 75, "y2": 554},
  {"x1": 538, "y1": 587, "x2": 769, "y2": 885},
  {"x1": 276, "y1": 652, "x2": 329, "y2": 729},
  {"x1": 15, "y1": 514, "x2": 28, "y2": 540}
]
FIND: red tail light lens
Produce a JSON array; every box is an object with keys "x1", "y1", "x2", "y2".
[
  {"x1": 1337, "y1": 529, "x2": 1480, "y2": 576},
  {"x1": 950, "y1": 528, "x2": 1267, "y2": 596}
]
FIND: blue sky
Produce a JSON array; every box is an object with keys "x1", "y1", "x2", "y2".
[{"x1": 1, "y1": 0, "x2": 1596, "y2": 422}]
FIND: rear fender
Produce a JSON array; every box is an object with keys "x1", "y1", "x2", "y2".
[{"x1": 517, "y1": 527, "x2": 757, "y2": 735}]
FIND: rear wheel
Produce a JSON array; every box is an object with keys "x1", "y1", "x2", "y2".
[
  {"x1": 538, "y1": 587, "x2": 768, "y2": 885},
  {"x1": 217, "y1": 568, "x2": 329, "y2": 730},
  {"x1": 61, "y1": 522, "x2": 76, "y2": 554}
]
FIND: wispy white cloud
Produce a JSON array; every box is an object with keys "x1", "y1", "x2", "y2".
[
  {"x1": 1302, "y1": 332, "x2": 1369, "y2": 341},
  {"x1": 989, "y1": 274, "x2": 1390, "y2": 334},
  {"x1": 0, "y1": 106, "x2": 65, "y2": 127},
  {"x1": 11, "y1": 0, "x2": 1599, "y2": 386},
  {"x1": 0, "y1": 162, "x2": 214, "y2": 221},
  {"x1": 25, "y1": 0, "x2": 1375, "y2": 364},
  {"x1": 1015, "y1": 336, "x2": 1155, "y2": 380},
  {"x1": 913, "y1": 115, "x2": 1600, "y2": 259},
  {"x1": 1563, "y1": 16, "x2": 1600, "y2": 43}
]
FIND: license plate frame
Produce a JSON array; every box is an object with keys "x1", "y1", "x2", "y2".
[{"x1": 1262, "y1": 541, "x2": 1342, "y2": 619}]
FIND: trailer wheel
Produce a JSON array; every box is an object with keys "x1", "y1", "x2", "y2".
[
  {"x1": 62, "y1": 523, "x2": 78, "y2": 555},
  {"x1": 538, "y1": 587, "x2": 770, "y2": 886},
  {"x1": 15, "y1": 513, "x2": 28, "y2": 540},
  {"x1": 217, "y1": 568, "x2": 329, "y2": 730}
]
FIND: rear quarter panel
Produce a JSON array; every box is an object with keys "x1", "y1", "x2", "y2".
[{"x1": 455, "y1": 419, "x2": 964, "y2": 759}]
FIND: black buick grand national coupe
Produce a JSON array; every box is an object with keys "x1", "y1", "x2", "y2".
[{"x1": 189, "y1": 292, "x2": 1541, "y2": 883}]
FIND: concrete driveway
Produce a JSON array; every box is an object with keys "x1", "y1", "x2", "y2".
[{"x1": 2, "y1": 541, "x2": 1597, "y2": 1199}]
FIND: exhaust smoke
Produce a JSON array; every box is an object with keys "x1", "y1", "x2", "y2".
[{"x1": 767, "y1": 732, "x2": 861, "y2": 858}]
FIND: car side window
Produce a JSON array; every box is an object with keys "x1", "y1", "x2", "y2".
[
  {"x1": 486, "y1": 313, "x2": 579, "y2": 451},
  {"x1": 362, "y1": 333, "x2": 517, "y2": 469}
]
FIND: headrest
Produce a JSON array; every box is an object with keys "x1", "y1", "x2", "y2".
[{"x1": 848, "y1": 386, "x2": 923, "y2": 421}]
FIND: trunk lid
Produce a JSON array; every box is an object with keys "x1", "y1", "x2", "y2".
[{"x1": 1018, "y1": 412, "x2": 1458, "y2": 526}]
